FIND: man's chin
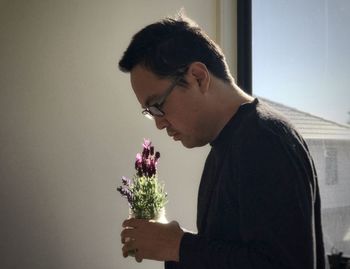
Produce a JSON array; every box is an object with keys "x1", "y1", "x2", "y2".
[{"x1": 179, "y1": 138, "x2": 207, "y2": 149}]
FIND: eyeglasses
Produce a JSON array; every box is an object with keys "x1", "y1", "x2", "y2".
[{"x1": 142, "y1": 78, "x2": 181, "y2": 119}]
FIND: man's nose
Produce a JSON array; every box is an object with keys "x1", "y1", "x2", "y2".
[{"x1": 154, "y1": 116, "x2": 168, "y2": 130}]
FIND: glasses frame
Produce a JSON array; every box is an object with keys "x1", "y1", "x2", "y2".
[{"x1": 142, "y1": 77, "x2": 182, "y2": 119}]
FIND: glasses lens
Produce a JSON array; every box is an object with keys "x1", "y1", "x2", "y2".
[
  {"x1": 142, "y1": 107, "x2": 164, "y2": 119},
  {"x1": 148, "y1": 106, "x2": 164, "y2": 117},
  {"x1": 142, "y1": 109, "x2": 153, "y2": 119}
]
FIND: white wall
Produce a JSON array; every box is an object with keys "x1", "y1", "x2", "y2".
[
  {"x1": 307, "y1": 140, "x2": 350, "y2": 255},
  {"x1": 0, "y1": 1, "x2": 235, "y2": 268},
  {"x1": 307, "y1": 140, "x2": 350, "y2": 209}
]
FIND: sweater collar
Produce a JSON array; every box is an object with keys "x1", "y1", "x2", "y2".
[{"x1": 210, "y1": 98, "x2": 259, "y2": 147}]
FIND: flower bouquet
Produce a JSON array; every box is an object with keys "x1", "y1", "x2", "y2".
[{"x1": 117, "y1": 139, "x2": 167, "y2": 221}]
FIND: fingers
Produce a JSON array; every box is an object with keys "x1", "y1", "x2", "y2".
[
  {"x1": 122, "y1": 217, "x2": 148, "y2": 228},
  {"x1": 121, "y1": 231, "x2": 142, "y2": 262},
  {"x1": 122, "y1": 238, "x2": 136, "y2": 256},
  {"x1": 135, "y1": 252, "x2": 143, "y2": 263},
  {"x1": 120, "y1": 227, "x2": 134, "y2": 241},
  {"x1": 134, "y1": 248, "x2": 143, "y2": 263},
  {"x1": 122, "y1": 248, "x2": 143, "y2": 263},
  {"x1": 121, "y1": 221, "x2": 138, "y2": 260},
  {"x1": 120, "y1": 218, "x2": 152, "y2": 243},
  {"x1": 121, "y1": 241, "x2": 143, "y2": 263},
  {"x1": 122, "y1": 240, "x2": 135, "y2": 254},
  {"x1": 121, "y1": 218, "x2": 168, "y2": 262}
]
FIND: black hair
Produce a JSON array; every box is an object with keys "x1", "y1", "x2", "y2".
[{"x1": 118, "y1": 15, "x2": 233, "y2": 84}]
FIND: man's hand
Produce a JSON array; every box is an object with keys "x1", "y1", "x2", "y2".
[{"x1": 121, "y1": 219, "x2": 184, "y2": 262}]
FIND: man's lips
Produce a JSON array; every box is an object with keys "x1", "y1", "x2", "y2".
[
  {"x1": 167, "y1": 129, "x2": 180, "y2": 139},
  {"x1": 168, "y1": 132, "x2": 177, "y2": 137}
]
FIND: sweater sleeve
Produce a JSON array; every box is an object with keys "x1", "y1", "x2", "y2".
[{"x1": 167, "y1": 130, "x2": 319, "y2": 269}]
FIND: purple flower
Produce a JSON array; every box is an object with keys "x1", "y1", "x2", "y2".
[
  {"x1": 142, "y1": 139, "x2": 151, "y2": 149},
  {"x1": 142, "y1": 147, "x2": 150, "y2": 158},
  {"x1": 122, "y1": 176, "x2": 132, "y2": 186},
  {"x1": 116, "y1": 186, "x2": 133, "y2": 204},
  {"x1": 117, "y1": 138, "x2": 165, "y2": 216},
  {"x1": 136, "y1": 153, "x2": 142, "y2": 162},
  {"x1": 155, "y1": 151, "x2": 160, "y2": 161},
  {"x1": 132, "y1": 139, "x2": 160, "y2": 178},
  {"x1": 135, "y1": 153, "x2": 142, "y2": 170}
]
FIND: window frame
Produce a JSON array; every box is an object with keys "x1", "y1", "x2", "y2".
[{"x1": 237, "y1": 0, "x2": 252, "y2": 95}]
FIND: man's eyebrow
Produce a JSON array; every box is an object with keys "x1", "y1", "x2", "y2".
[{"x1": 144, "y1": 94, "x2": 160, "y2": 107}]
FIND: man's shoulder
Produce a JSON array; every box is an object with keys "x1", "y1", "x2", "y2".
[
  {"x1": 234, "y1": 99, "x2": 305, "y2": 149},
  {"x1": 253, "y1": 99, "x2": 300, "y2": 137}
]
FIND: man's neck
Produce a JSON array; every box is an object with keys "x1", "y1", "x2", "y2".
[{"x1": 209, "y1": 81, "x2": 254, "y2": 142}]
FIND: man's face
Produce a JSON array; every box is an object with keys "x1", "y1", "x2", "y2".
[{"x1": 130, "y1": 64, "x2": 210, "y2": 148}]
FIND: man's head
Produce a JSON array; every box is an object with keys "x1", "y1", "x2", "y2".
[
  {"x1": 119, "y1": 15, "x2": 236, "y2": 148},
  {"x1": 119, "y1": 15, "x2": 233, "y2": 84}
]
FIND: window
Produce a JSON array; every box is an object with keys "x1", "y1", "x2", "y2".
[
  {"x1": 249, "y1": 0, "x2": 350, "y2": 259},
  {"x1": 325, "y1": 147, "x2": 338, "y2": 185},
  {"x1": 252, "y1": 0, "x2": 350, "y2": 125}
]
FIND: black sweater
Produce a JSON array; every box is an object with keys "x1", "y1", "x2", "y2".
[{"x1": 166, "y1": 99, "x2": 325, "y2": 269}]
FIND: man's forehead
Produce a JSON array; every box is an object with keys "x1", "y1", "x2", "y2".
[
  {"x1": 130, "y1": 65, "x2": 164, "y2": 107},
  {"x1": 131, "y1": 66, "x2": 155, "y2": 94},
  {"x1": 130, "y1": 65, "x2": 156, "y2": 83}
]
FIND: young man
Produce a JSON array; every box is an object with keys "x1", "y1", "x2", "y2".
[{"x1": 119, "y1": 15, "x2": 325, "y2": 269}]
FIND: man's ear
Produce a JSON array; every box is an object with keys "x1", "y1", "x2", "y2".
[{"x1": 187, "y1": 62, "x2": 210, "y2": 92}]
